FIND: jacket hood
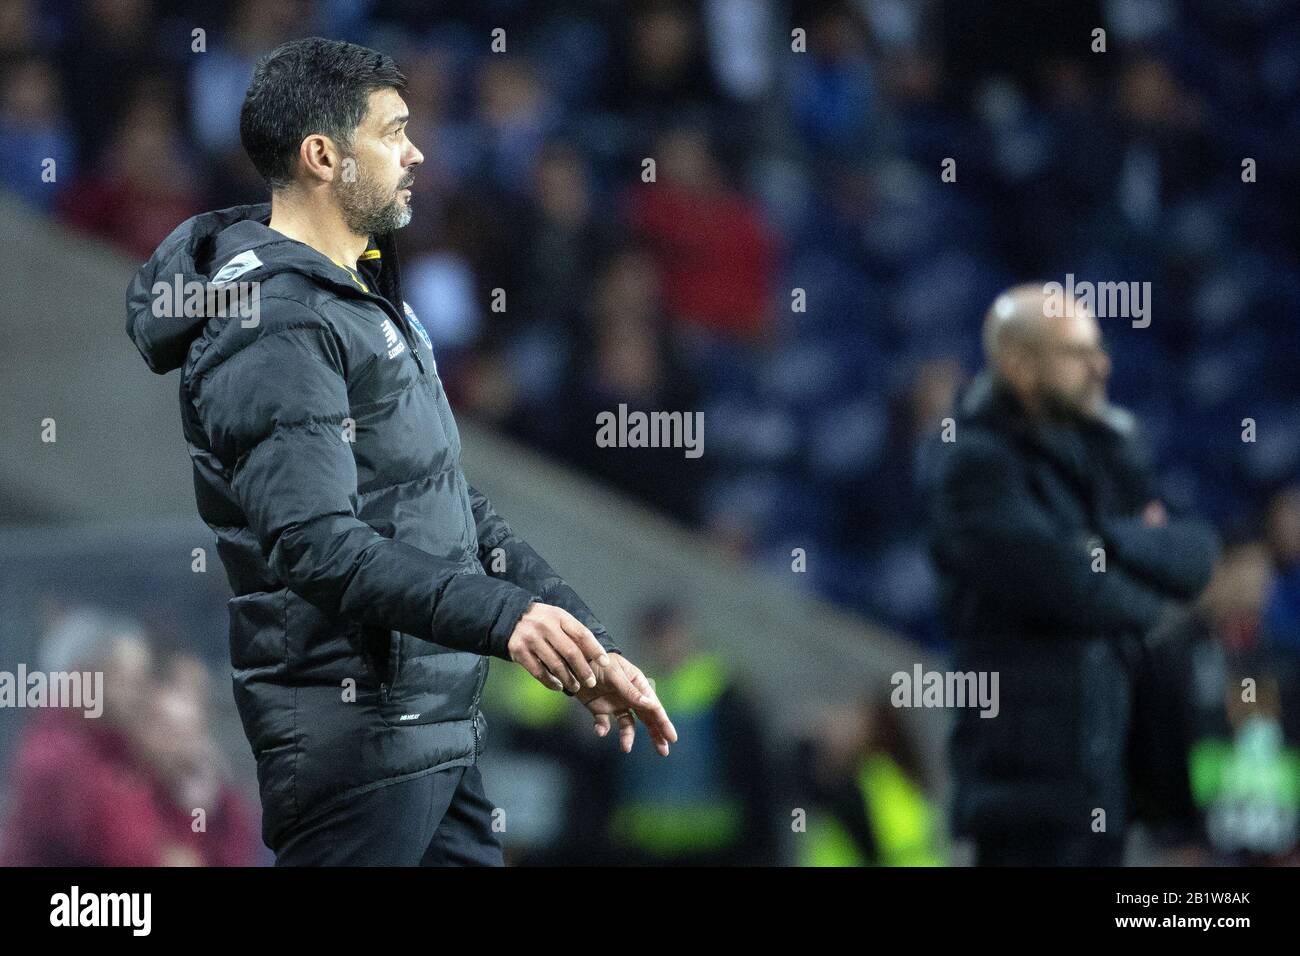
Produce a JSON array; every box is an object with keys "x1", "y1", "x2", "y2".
[
  {"x1": 126, "y1": 203, "x2": 405, "y2": 374},
  {"x1": 126, "y1": 204, "x2": 269, "y2": 374}
]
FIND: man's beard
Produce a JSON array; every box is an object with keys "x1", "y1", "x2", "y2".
[
  {"x1": 336, "y1": 165, "x2": 413, "y2": 237},
  {"x1": 1040, "y1": 380, "x2": 1106, "y2": 423}
]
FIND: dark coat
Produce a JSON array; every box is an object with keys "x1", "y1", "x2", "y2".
[
  {"x1": 928, "y1": 373, "x2": 1217, "y2": 841},
  {"x1": 127, "y1": 204, "x2": 617, "y2": 848}
]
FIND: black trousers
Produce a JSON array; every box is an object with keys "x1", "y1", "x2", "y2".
[{"x1": 272, "y1": 764, "x2": 504, "y2": 866}]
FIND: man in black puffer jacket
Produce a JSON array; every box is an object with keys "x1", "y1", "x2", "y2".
[
  {"x1": 928, "y1": 284, "x2": 1217, "y2": 866},
  {"x1": 125, "y1": 38, "x2": 676, "y2": 865}
]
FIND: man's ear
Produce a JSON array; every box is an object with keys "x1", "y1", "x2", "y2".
[{"x1": 298, "y1": 133, "x2": 340, "y2": 183}]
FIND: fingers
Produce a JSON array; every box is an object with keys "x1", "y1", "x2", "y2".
[
  {"x1": 514, "y1": 612, "x2": 681, "y2": 759},
  {"x1": 634, "y1": 702, "x2": 677, "y2": 754},
  {"x1": 628, "y1": 690, "x2": 673, "y2": 757},
  {"x1": 508, "y1": 604, "x2": 601, "y2": 693},
  {"x1": 614, "y1": 711, "x2": 667, "y2": 756},
  {"x1": 624, "y1": 663, "x2": 657, "y2": 701},
  {"x1": 597, "y1": 657, "x2": 678, "y2": 755},
  {"x1": 601, "y1": 655, "x2": 654, "y2": 707},
  {"x1": 549, "y1": 627, "x2": 598, "y2": 692},
  {"x1": 583, "y1": 694, "x2": 674, "y2": 755},
  {"x1": 553, "y1": 607, "x2": 609, "y2": 676},
  {"x1": 615, "y1": 660, "x2": 678, "y2": 752},
  {"x1": 618, "y1": 711, "x2": 636, "y2": 753},
  {"x1": 533, "y1": 640, "x2": 583, "y2": 694},
  {"x1": 513, "y1": 648, "x2": 566, "y2": 692}
]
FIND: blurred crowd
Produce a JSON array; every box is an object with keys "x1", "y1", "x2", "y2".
[
  {"x1": 0, "y1": 599, "x2": 950, "y2": 867},
  {"x1": 4, "y1": 592, "x2": 1297, "y2": 865},
  {"x1": 1, "y1": 0, "x2": 1298, "y2": 864}
]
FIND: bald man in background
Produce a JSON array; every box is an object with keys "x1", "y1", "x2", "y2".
[{"x1": 928, "y1": 284, "x2": 1218, "y2": 866}]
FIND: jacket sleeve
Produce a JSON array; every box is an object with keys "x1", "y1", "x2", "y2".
[
  {"x1": 931, "y1": 435, "x2": 1170, "y2": 633},
  {"x1": 468, "y1": 483, "x2": 621, "y2": 655},
  {"x1": 191, "y1": 304, "x2": 535, "y2": 659},
  {"x1": 1099, "y1": 515, "x2": 1219, "y2": 602}
]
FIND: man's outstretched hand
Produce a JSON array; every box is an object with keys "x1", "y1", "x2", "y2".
[
  {"x1": 576, "y1": 654, "x2": 677, "y2": 756},
  {"x1": 505, "y1": 603, "x2": 677, "y2": 755},
  {"x1": 507, "y1": 602, "x2": 608, "y2": 693}
]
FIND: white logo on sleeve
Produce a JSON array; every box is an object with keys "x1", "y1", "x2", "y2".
[
  {"x1": 210, "y1": 250, "x2": 262, "y2": 285},
  {"x1": 381, "y1": 319, "x2": 406, "y2": 359}
]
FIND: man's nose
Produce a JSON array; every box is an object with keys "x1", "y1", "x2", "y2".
[{"x1": 405, "y1": 142, "x2": 424, "y2": 168}]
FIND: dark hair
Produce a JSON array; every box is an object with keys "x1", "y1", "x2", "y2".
[{"x1": 240, "y1": 37, "x2": 406, "y2": 190}]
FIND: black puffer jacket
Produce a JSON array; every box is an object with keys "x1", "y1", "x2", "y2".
[
  {"x1": 928, "y1": 373, "x2": 1217, "y2": 843},
  {"x1": 126, "y1": 203, "x2": 617, "y2": 847}
]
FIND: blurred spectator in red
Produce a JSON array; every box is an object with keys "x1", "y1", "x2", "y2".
[
  {"x1": 56, "y1": 77, "x2": 204, "y2": 260},
  {"x1": 0, "y1": 610, "x2": 257, "y2": 866},
  {"x1": 1, "y1": 608, "x2": 165, "y2": 865},
  {"x1": 130, "y1": 653, "x2": 258, "y2": 867},
  {"x1": 628, "y1": 125, "x2": 776, "y2": 341},
  {"x1": 0, "y1": 54, "x2": 73, "y2": 212}
]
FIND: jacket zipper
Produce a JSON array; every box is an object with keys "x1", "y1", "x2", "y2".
[
  {"x1": 360, "y1": 623, "x2": 392, "y2": 705},
  {"x1": 470, "y1": 657, "x2": 487, "y2": 759}
]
